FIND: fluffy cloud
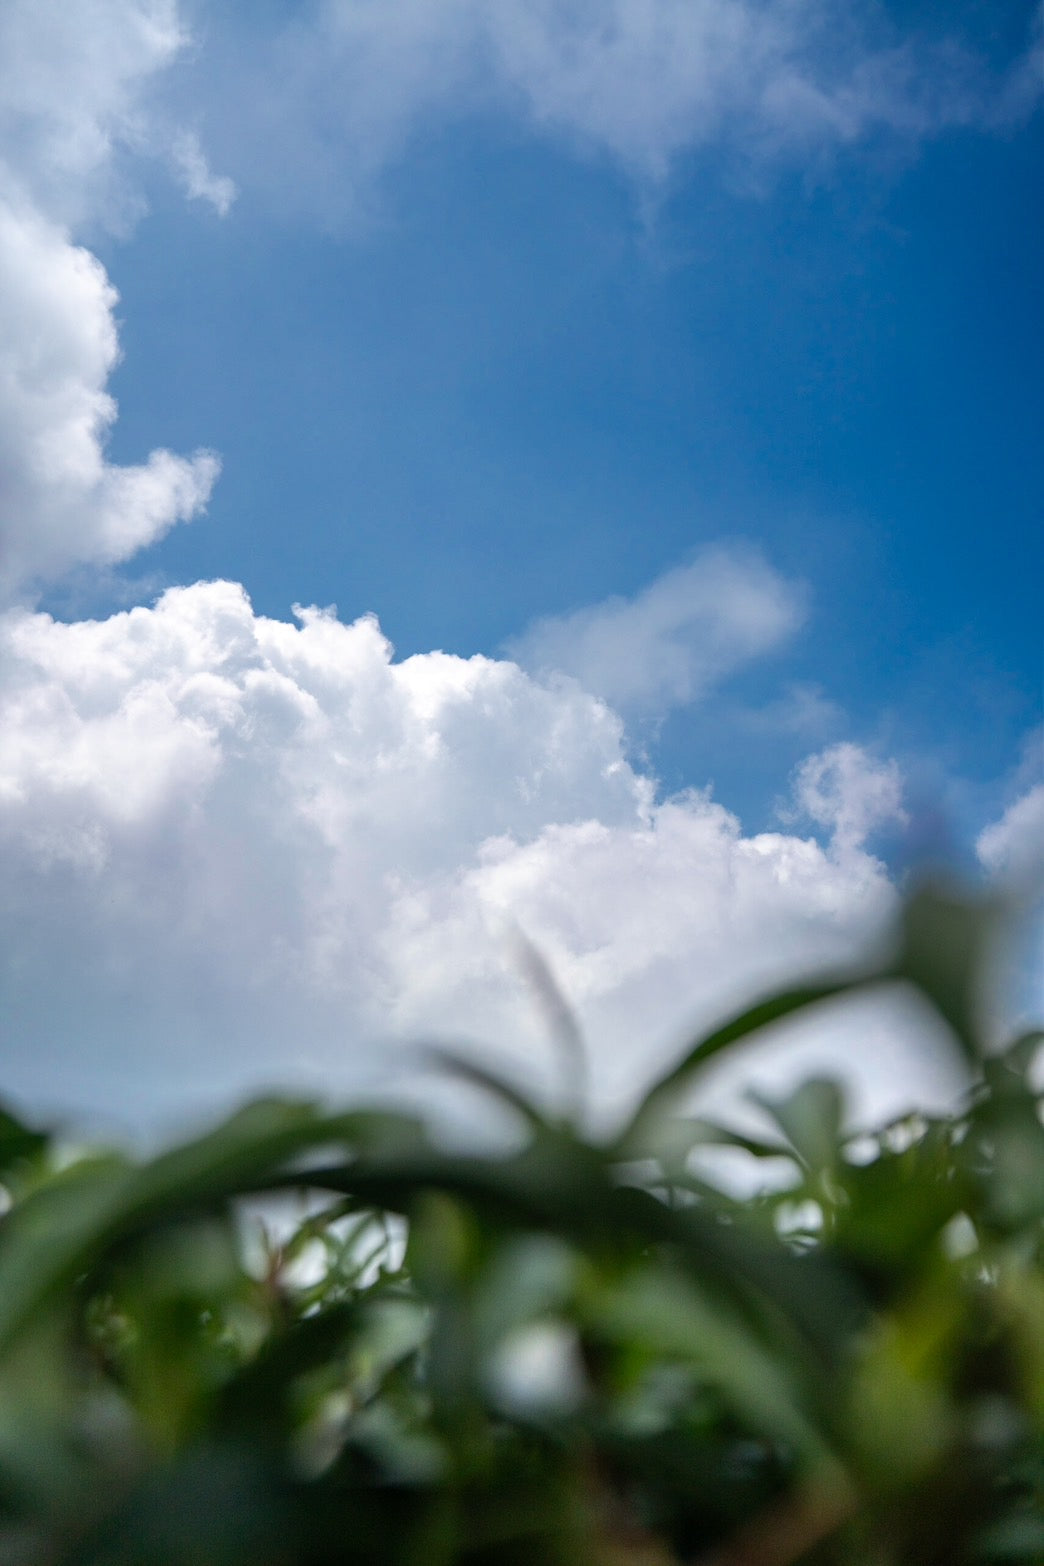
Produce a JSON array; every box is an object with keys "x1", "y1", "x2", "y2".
[
  {"x1": 0, "y1": 582, "x2": 962, "y2": 1135},
  {"x1": 0, "y1": 1, "x2": 1005, "y2": 1143},
  {"x1": 975, "y1": 768, "x2": 1044, "y2": 1025},
  {"x1": 0, "y1": 197, "x2": 218, "y2": 602},
  {"x1": 504, "y1": 549, "x2": 804, "y2": 717},
  {"x1": 0, "y1": 3, "x2": 226, "y2": 604},
  {"x1": 789, "y1": 742, "x2": 907, "y2": 862},
  {"x1": 977, "y1": 783, "x2": 1044, "y2": 882}
]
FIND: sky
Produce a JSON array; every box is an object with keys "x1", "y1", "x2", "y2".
[{"x1": 0, "y1": 0, "x2": 1041, "y2": 1141}]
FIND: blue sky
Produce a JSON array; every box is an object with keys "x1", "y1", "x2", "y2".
[
  {"x1": 85, "y1": 19, "x2": 1043, "y2": 832},
  {"x1": 1, "y1": 1, "x2": 1041, "y2": 1132}
]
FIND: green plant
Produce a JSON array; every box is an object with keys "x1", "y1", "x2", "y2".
[{"x1": 0, "y1": 883, "x2": 1040, "y2": 1564}]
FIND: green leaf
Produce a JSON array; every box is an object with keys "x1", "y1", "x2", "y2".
[
  {"x1": 0, "y1": 1099, "x2": 48, "y2": 1182},
  {"x1": 472, "y1": 1233, "x2": 577, "y2": 1353},
  {"x1": 506, "y1": 927, "x2": 588, "y2": 1124},
  {"x1": 891, "y1": 881, "x2": 998, "y2": 1064},
  {"x1": 421, "y1": 1046, "x2": 551, "y2": 1134},
  {"x1": 617, "y1": 977, "x2": 870, "y2": 1154},
  {"x1": 0, "y1": 1101, "x2": 423, "y2": 1359},
  {"x1": 996, "y1": 1029, "x2": 1044, "y2": 1086},
  {"x1": 834, "y1": 1121, "x2": 966, "y2": 1275},
  {"x1": 749, "y1": 1077, "x2": 846, "y2": 1176},
  {"x1": 217, "y1": 1300, "x2": 361, "y2": 1439},
  {"x1": 589, "y1": 1263, "x2": 828, "y2": 1461},
  {"x1": 0, "y1": 1153, "x2": 133, "y2": 1358},
  {"x1": 668, "y1": 1115, "x2": 797, "y2": 1162}
]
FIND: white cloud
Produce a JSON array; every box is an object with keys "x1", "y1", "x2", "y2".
[
  {"x1": 0, "y1": 1, "x2": 999, "y2": 1144},
  {"x1": 0, "y1": 196, "x2": 219, "y2": 603},
  {"x1": 481, "y1": 0, "x2": 938, "y2": 175},
  {"x1": 0, "y1": 0, "x2": 186, "y2": 227},
  {"x1": 975, "y1": 750, "x2": 1044, "y2": 1026},
  {"x1": 504, "y1": 549, "x2": 804, "y2": 717},
  {"x1": 220, "y1": 0, "x2": 1044, "y2": 216},
  {"x1": 0, "y1": 583, "x2": 962, "y2": 1135},
  {"x1": 977, "y1": 784, "x2": 1044, "y2": 882},
  {"x1": 2, "y1": 2, "x2": 1037, "y2": 233},
  {"x1": 788, "y1": 742, "x2": 907, "y2": 860},
  {"x1": 0, "y1": 2, "x2": 228, "y2": 605},
  {"x1": 169, "y1": 129, "x2": 237, "y2": 216}
]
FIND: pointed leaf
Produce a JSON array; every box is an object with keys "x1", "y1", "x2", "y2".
[
  {"x1": 891, "y1": 882, "x2": 997, "y2": 1064},
  {"x1": 749, "y1": 1078, "x2": 845, "y2": 1175},
  {"x1": 618, "y1": 977, "x2": 870, "y2": 1154},
  {"x1": 422, "y1": 1046, "x2": 550, "y2": 1134}
]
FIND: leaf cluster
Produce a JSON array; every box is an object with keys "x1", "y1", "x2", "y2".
[{"x1": 0, "y1": 884, "x2": 1040, "y2": 1564}]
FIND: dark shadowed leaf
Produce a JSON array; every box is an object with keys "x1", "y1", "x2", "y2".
[
  {"x1": 421, "y1": 1046, "x2": 551, "y2": 1134},
  {"x1": 891, "y1": 881, "x2": 999, "y2": 1064},
  {"x1": 0, "y1": 1101, "x2": 48, "y2": 1182}
]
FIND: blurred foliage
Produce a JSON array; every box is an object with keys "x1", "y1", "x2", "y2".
[{"x1": 0, "y1": 883, "x2": 1041, "y2": 1564}]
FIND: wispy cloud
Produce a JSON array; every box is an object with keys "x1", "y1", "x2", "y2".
[
  {"x1": 505, "y1": 548, "x2": 804, "y2": 718},
  {"x1": 169, "y1": 128, "x2": 236, "y2": 216},
  {"x1": 0, "y1": 0, "x2": 187, "y2": 225},
  {"x1": 733, "y1": 682, "x2": 845, "y2": 741},
  {"x1": 208, "y1": 0, "x2": 1044, "y2": 219}
]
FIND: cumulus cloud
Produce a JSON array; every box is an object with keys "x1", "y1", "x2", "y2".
[
  {"x1": 0, "y1": 582, "x2": 960, "y2": 1135},
  {"x1": 0, "y1": 2, "x2": 228, "y2": 605},
  {"x1": 0, "y1": 197, "x2": 219, "y2": 603},
  {"x1": 504, "y1": 549, "x2": 804, "y2": 717},
  {"x1": 977, "y1": 784, "x2": 1044, "y2": 882},
  {"x1": 788, "y1": 742, "x2": 907, "y2": 860},
  {"x1": 0, "y1": 1, "x2": 994, "y2": 1142},
  {"x1": 975, "y1": 743, "x2": 1044, "y2": 1025}
]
